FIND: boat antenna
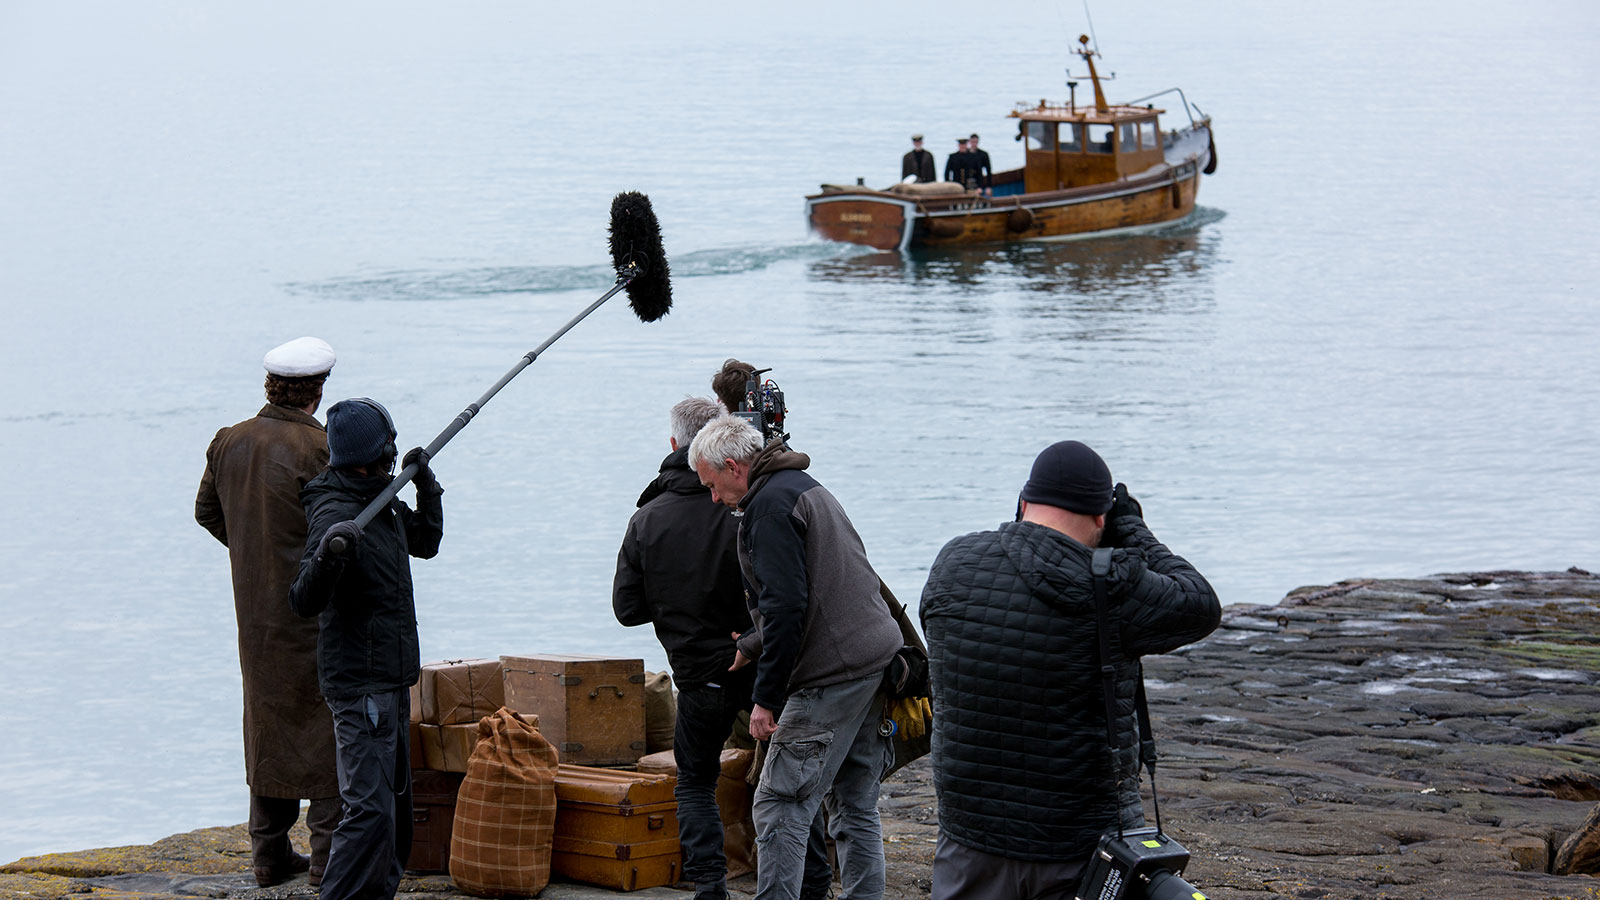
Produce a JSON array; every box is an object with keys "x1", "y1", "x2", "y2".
[{"x1": 1082, "y1": 0, "x2": 1100, "y2": 56}]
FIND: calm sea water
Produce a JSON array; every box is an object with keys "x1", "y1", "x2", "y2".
[{"x1": 1, "y1": 0, "x2": 1596, "y2": 864}]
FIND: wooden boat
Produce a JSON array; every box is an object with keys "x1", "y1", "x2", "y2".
[{"x1": 805, "y1": 36, "x2": 1216, "y2": 251}]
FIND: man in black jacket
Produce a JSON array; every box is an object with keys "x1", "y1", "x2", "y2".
[
  {"x1": 613, "y1": 396, "x2": 753, "y2": 900},
  {"x1": 920, "y1": 441, "x2": 1219, "y2": 900},
  {"x1": 689, "y1": 414, "x2": 902, "y2": 900},
  {"x1": 901, "y1": 134, "x2": 936, "y2": 183},
  {"x1": 967, "y1": 133, "x2": 992, "y2": 195},
  {"x1": 290, "y1": 398, "x2": 444, "y2": 900}
]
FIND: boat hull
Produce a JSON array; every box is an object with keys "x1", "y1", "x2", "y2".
[{"x1": 806, "y1": 160, "x2": 1202, "y2": 250}]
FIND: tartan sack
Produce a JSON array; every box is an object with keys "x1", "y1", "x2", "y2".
[{"x1": 449, "y1": 707, "x2": 559, "y2": 898}]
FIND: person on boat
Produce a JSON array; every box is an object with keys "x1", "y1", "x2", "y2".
[
  {"x1": 689, "y1": 414, "x2": 901, "y2": 900},
  {"x1": 944, "y1": 137, "x2": 974, "y2": 186},
  {"x1": 289, "y1": 398, "x2": 445, "y2": 900},
  {"x1": 919, "y1": 440, "x2": 1220, "y2": 900},
  {"x1": 194, "y1": 336, "x2": 340, "y2": 889},
  {"x1": 968, "y1": 133, "x2": 992, "y2": 195},
  {"x1": 901, "y1": 134, "x2": 936, "y2": 183}
]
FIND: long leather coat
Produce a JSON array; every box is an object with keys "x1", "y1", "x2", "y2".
[{"x1": 195, "y1": 403, "x2": 338, "y2": 798}]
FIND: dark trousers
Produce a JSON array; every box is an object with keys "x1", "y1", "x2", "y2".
[
  {"x1": 932, "y1": 832, "x2": 1086, "y2": 900},
  {"x1": 321, "y1": 689, "x2": 413, "y2": 900},
  {"x1": 675, "y1": 675, "x2": 831, "y2": 898},
  {"x1": 248, "y1": 793, "x2": 341, "y2": 871}
]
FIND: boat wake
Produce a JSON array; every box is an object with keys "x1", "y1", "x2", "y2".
[{"x1": 288, "y1": 242, "x2": 855, "y2": 303}]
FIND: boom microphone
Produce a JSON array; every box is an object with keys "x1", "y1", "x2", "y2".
[
  {"x1": 609, "y1": 191, "x2": 672, "y2": 322},
  {"x1": 327, "y1": 191, "x2": 672, "y2": 554}
]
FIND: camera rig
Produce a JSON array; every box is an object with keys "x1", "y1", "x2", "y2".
[{"x1": 734, "y1": 368, "x2": 788, "y2": 445}]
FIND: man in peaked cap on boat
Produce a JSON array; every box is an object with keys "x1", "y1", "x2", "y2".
[
  {"x1": 196, "y1": 336, "x2": 341, "y2": 888},
  {"x1": 902, "y1": 134, "x2": 936, "y2": 183}
]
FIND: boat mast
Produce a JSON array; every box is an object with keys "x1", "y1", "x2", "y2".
[{"x1": 1076, "y1": 35, "x2": 1109, "y2": 113}]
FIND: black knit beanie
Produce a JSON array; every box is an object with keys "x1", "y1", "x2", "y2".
[
  {"x1": 326, "y1": 398, "x2": 396, "y2": 468},
  {"x1": 1019, "y1": 440, "x2": 1113, "y2": 515}
]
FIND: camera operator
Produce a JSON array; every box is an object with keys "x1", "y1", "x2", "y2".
[
  {"x1": 919, "y1": 441, "x2": 1220, "y2": 900},
  {"x1": 615, "y1": 392, "x2": 833, "y2": 900},
  {"x1": 612, "y1": 396, "x2": 758, "y2": 900}
]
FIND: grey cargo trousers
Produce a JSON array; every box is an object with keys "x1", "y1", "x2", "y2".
[{"x1": 754, "y1": 674, "x2": 891, "y2": 900}]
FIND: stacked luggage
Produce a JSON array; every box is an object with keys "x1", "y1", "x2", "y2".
[{"x1": 401, "y1": 652, "x2": 748, "y2": 895}]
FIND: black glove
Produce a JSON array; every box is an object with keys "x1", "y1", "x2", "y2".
[
  {"x1": 316, "y1": 520, "x2": 364, "y2": 562},
  {"x1": 403, "y1": 446, "x2": 439, "y2": 493},
  {"x1": 1110, "y1": 482, "x2": 1143, "y2": 522},
  {"x1": 1101, "y1": 483, "x2": 1143, "y2": 548}
]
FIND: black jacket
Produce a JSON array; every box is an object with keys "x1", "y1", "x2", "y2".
[
  {"x1": 289, "y1": 468, "x2": 443, "y2": 700},
  {"x1": 920, "y1": 514, "x2": 1219, "y2": 862},
  {"x1": 612, "y1": 447, "x2": 751, "y2": 690},
  {"x1": 902, "y1": 148, "x2": 936, "y2": 183}
]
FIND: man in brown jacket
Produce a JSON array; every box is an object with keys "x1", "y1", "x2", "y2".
[{"x1": 196, "y1": 336, "x2": 342, "y2": 888}]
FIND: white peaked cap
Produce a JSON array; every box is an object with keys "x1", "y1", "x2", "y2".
[{"x1": 263, "y1": 336, "x2": 337, "y2": 377}]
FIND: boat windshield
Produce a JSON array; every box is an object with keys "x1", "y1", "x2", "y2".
[
  {"x1": 1025, "y1": 120, "x2": 1055, "y2": 151},
  {"x1": 1059, "y1": 123, "x2": 1083, "y2": 152},
  {"x1": 1086, "y1": 123, "x2": 1114, "y2": 154}
]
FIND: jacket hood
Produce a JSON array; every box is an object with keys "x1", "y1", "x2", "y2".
[
  {"x1": 996, "y1": 520, "x2": 1096, "y2": 607},
  {"x1": 636, "y1": 447, "x2": 706, "y2": 508},
  {"x1": 740, "y1": 440, "x2": 810, "y2": 508}
]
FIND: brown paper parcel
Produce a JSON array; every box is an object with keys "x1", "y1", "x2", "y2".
[{"x1": 419, "y1": 658, "x2": 506, "y2": 726}]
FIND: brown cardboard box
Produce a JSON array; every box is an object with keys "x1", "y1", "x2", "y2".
[
  {"x1": 418, "y1": 722, "x2": 479, "y2": 772},
  {"x1": 419, "y1": 658, "x2": 505, "y2": 726},
  {"x1": 409, "y1": 720, "x2": 426, "y2": 769},
  {"x1": 501, "y1": 654, "x2": 646, "y2": 766}
]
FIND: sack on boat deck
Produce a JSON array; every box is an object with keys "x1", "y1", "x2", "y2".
[
  {"x1": 449, "y1": 708, "x2": 558, "y2": 898},
  {"x1": 888, "y1": 181, "x2": 967, "y2": 197}
]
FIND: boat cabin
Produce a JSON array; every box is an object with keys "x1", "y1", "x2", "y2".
[
  {"x1": 997, "y1": 33, "x2": 1165, "y2": 196},
  {"x1": 1008, "y1": 102, "x2": 1165, "y2": 194}
]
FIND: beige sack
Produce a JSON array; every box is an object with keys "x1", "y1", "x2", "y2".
[
  {"x1": 450, "y1": 708, "x2": 558, "y2": 898},
  {"x1": 643, "y1": 671, "x2": 677, "y2": 754}
]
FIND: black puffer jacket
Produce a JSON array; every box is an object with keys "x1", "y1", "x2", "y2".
[
  {"x1": 919, "y1": 515, "x2": 1219, "y2": 862},
  {"x1": 289, "y1": 468, "x2": 443, "y2": 700},
  {"x1": 612, "y1": 447, "x2": 750, "y2": 690}
]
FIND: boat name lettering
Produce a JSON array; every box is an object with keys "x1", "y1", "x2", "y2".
[{"x1": 838, "y1": 211, "x2": 873, "y2": 223}]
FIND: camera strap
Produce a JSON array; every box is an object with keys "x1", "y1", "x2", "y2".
[{"x1": 1091, "y1": 547, "x2": 1165, "y2": 839}]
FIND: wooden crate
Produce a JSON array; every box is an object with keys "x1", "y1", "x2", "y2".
[{"x1": 500, "y1": 654, "x2": 647, "y2": 766}]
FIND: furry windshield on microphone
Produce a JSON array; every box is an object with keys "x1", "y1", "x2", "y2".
[{"x1": 608, "y1": 191, "x2": 673, "y2": 322}]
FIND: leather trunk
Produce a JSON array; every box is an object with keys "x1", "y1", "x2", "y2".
[
  {"x1": 406, "y1": 768, "x2": 465, "y2": 874},
  {"x1": 501, "y1": 654, "x2": 647, "y2": 766},
  {"x1": 551, "y1": 764, "x2": 682, "y2": 890}
]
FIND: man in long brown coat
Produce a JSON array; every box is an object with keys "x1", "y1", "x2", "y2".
[{"x1": 196, "y1": 336, "x2": 342, "y2": 888}]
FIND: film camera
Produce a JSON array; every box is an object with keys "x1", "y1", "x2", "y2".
[
  {"x1": 734, "y1": 368, "x2": 787, "y2": 445},
  {"x1": 1075, "y1": 827, "x2": 1205, "y2": 900}
]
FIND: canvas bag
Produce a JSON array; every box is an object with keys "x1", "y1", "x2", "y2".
[{"x1": 450, "y1": 707, "x2": 559, "y2": 898}]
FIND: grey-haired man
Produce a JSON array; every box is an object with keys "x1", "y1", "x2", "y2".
[
  {"x1": 614, "y1": 396, "x2": 754, "y2": 900},
  {"x1": 689, "y1": 415, "x2": 901, "y2": 900}
]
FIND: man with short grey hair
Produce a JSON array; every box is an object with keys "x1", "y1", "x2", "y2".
[
  {"x1": 614, "y1": 396, "x2": 752, "y2": 900},
  {"x1": 688, "y1": 414, "x2": 901, "y2": 900}
]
